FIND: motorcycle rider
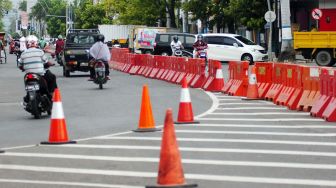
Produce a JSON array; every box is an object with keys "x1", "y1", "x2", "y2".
[
  {"x1": 193, "y1": 34, "x2": 208, "y2": 58},
  {"x1": 19, "y1": 35, "x2": 58, "y2": 100},
  {"x1": 170, "y1": 35, "x2": 184, "y2": 56},
  {"x1": 88, "y1": 34, "x2": 111, "y2": 81},
  {"x1": 19, "y1": 35, "x2": 27, "y2": 53},
  {"x1": 55, "y1": 35, "x2": 64, "y2": 63},
  {"x1": 38, "y1": 37, "x2": 47, "y2": 49}
]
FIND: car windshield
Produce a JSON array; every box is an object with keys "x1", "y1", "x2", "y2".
[
  {"x1": 234, "y1": 36, "x2": 256, "y2": 45},
  {"x1": 66, "y1": 34, "x2": 97, "y2": 45}
]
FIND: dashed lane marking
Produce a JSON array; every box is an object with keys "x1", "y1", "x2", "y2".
[
  {"x1": 96, "y1": 136, "x2": 336, "y2": 146},
  {"x1": 50, "y1": 144, "x2": 336, "y2": 157},
  {"x1": 174, "y1": 130, "x2": 336, "y2": 137},
  {"x1": 4, "y1": 152, "x2": 336, "y2": 170},
  {"x1": 0, "y1": 165, "x2": 335, "y2": 186},
  {"x1": 197, "y1": 118, "x2": 324, "y2": 122},
  {"x1": 0, "y1": 179, "x2": 143, "y2": 188}
]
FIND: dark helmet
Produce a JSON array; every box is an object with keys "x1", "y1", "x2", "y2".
[
  {"x1": 173, "y1": 35, "x2": 178, "y2": 42},
  {"x1": 97, "y1": 34, "x2": 105, "y2": 42},
  {"x1": 197, "y1": 35, "x2": 203, "y2": 41}
]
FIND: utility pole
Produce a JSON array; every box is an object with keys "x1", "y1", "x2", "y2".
[
  {"x1": 267, "y1": 0, "x2": 273, "y2": 61},
  {"x1": 181, "y1": 0, "x2": 188, "y2": 33},
  {"x1": 279, "y1": 0, "x2": 294, "y2": 61}
]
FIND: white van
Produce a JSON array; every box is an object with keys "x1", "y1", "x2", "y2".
[{"x1": 202, "y1": 33, "x2": 267, "y2": 63}]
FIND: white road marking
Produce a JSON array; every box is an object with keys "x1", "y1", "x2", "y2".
[
  {"x1": 180, "y1": 124, "x2": 336, "y2": 129},
  {"x1": 217, "y1": 107, "x2": 287, "y2": 110},
  {"x1": 174, "y1": 130, "x2": 336, "y2": 137},
  {"x1": 51, "y1": 144, "x2": 336, "y2": 157},
  {"x1": 0, "y1": 165, "x2": 336, "y2": 186},
  {"x1": 195, "y1": 92, "x2": 219, "y2": 118},
  {"x1": 218, "y1": 103, "x2": 274, "y2": 105},
  {"x1": 4, "y1": 152, "x2": 336, "y2": 170},
  {"x1": 0, "y1": 179, "x2": 143, "y2": 188},
  {"x1": 197, "y1": 118, "x2": 324, "y2": 122},
  {"x1": 218, "y1": 99, "x2": 244, "y2": 101},
  {"x1": 210, "y1": 112, "x2": 309, "y2": 116},
  {"x1": 97, "y1": 136, "x2": 336, "y2": 147}
]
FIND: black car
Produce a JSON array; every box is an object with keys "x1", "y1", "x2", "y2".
[
  {"x1": 63, "y1": 29, "x2": 100, "y2": 77},
  {"x1": 153, "y1": 33, "x2": 195, "y2": 56}
]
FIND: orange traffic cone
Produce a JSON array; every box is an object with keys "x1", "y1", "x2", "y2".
[
  {"x1": 146, "y1": 109, "x2": 197, "y2": 188},
  {"x1": 243, "y1": 66, "x2": 260, "y2": 100},
  {"x1": 41, "y1": 88, "x2": 76, "y2": 145},
  {"x1": 133, "y1": 85, "x2": 161, "y2": 132},
  {"x1": 175, "y1": 78, "x2": 199, "y2": 124}
]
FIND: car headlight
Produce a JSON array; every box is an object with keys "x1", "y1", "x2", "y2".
[{"x1": 65, "y1": 50, "x2": 72, "y2": 55}]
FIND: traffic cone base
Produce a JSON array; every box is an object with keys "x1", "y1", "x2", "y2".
[
  {"x1": 146, "y1": 183, "x2": 198, "y2": 188},
  {"x1": 133, "y1": 127, "x2": 161, "y2": 132},
  {"x1": 40, "y1": 140, "x2": 77, "y2": 145}
]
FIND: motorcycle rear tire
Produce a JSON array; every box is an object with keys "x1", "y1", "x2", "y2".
[
  {"x1": 99, "y1": 82, "x2": 103, "y2": 89},
  {"x1": 31, "y1": 98, "x2": 41, "y2": 119}
]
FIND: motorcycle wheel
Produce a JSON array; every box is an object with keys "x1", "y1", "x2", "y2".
[
  {"x1": 31, "y1": 98, "x2": 41, "y2": 119},
  {"x1": 99, "y1": 82, "x2": 103, "y2": 89}
]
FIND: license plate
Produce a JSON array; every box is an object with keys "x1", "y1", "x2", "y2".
[
  {"x1": 81, "y1": 63, "x2": 89, "y2": 67},
  {"x1": 95, "y1": 67, "x2": 105, "y2": 72},
  {"x1": 25, "y1": 85, "x2": 39, "y2": 91}
]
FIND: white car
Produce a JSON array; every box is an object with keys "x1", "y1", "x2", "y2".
[{"x1": 202, "y1": 33, "x2": 267, "y2": 63}]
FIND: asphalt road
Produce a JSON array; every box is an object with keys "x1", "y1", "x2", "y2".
[{"x1": 1, "y1": 49, "x2": 336, "y2": 188}]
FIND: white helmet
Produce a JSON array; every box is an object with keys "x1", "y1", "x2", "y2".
[{"x1": 26, "y1": 35, "x2": 38, "y2": 48}]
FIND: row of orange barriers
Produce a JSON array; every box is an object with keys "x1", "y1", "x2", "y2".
[
  {"x1": 223, "y1": 61, "x2": 336, "y2": 122},
  {"x1": 109, "y1": 48, "x2": 224, "y2": 92}
]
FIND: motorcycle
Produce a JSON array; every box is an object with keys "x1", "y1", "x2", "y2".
[
  {"x1": 91, "y1": 60, "x2": 108, "y2": 89},
  {"x1": 14, "y1": 47, "x2": 21, "y2": 67},
  {"x1": 23, "y1": 73, "x2": 52, "y2": 119},
  {"x1": 195, "y1": 47, "x2": 208, "y2": 59},
  {"x1": 56, "y1": 51, "x2": 64, "y2": 66},
  {"x1": 173, "y1": 46, "x2": 183, "y2": 57}
]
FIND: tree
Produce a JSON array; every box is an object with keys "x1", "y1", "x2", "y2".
[
  {"x1": 0, "y1": 0, "x2": 12, "y2": 31},
  {"x1": 19, "y1": 0, "x2": 27, "y2": 11},
  {"x1": 75, "y1": 0, "x2": 112, "y2": 29},
  {"x1": 30, "y1": 0, "x2": 67, "y2": 37}
]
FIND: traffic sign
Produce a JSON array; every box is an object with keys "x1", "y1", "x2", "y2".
[
  {"x1": 264, "y1": 11, "x2": 276, "y2": 23},
  {"x1": 312, "y1": 8, "x2": 323, "y2": 20}
]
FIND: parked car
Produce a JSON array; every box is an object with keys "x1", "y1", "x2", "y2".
[
  {"x1": 153, "y1": 33, "x2": 195, "y2": 56},
  {"x1": 202, "y1": 33, "x2": 267, "y2": 63}
]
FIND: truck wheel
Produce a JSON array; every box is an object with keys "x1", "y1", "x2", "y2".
[{"x1": 316, "y1": 50, "x2": 333, "y2": 66}]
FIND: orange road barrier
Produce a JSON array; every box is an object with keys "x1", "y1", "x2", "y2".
[
  {"x1": 146, "y1": 109, "x2": 198, "y2": 188},
  {"x1": 244, "y1": 66, "x2": 260, "y2": 100},
  {"x1": 133, "y1": 85, "x2": 161, "y2": 132},
  {"x1": 226, "y1": 61, "x2": 249, "y2": 96},
  {"x1": 275, "y1": 64, "x2": 298, "y2": 106},
  {"x1": 189, "y1": 58, "x2": 206, "y2": 88},
  {"x1": 311, "y1": 68, "x2": 333, "y2": 118},
  {"x1": 264, "y1": 63, "x2": 284, "y2": 101},
  {"x1": 40, "y1": 88, "x2": 76, "y2": 145},
  {"x1": 322, "y1": 69, "x2": 336, "y2": 121},
  {"x1": 129, "y1": 54, "x2": 142, "y2": 75},
  {"x1": 175, "y1": 78, "x2": 199, "y2": 124},
  {"x1": 286, "y1": 65, "x2": 304, "y2": 110},
  {"x1": 202, "y1": 59, "x2": 225, "y2": 92},
  {"x1": 296, "y1": 66, "x2": 320, "y2": 112},
  {"x1": 255, "y1": 62, "x2": 273, "y2": 98},
  {"x1": 149, "y1": 56, "x2": 161, "y2": 78}
]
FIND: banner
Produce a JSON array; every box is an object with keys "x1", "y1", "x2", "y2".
[
  {"x1": 280, "y1": 0, "x2": 292, "y2": 40},
  {"x1": 21, "y1": 11, "x2": 29, "y2": 30}
]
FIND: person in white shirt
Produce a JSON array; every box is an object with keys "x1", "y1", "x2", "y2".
[
  {"x1": 19, "y1": 36, "x2": 27, "y2": 52},
  {"x1": 88, "y1": 34, "x2": 111, "y2": 81},
  {"x1": 170, "y1": 35, "x2": 184, "y2": 56},
  {"x1": 20, "y1": 35, "x2": 57, "y2": 99}
]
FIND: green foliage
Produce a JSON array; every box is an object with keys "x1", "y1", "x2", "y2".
[
  {"x1": 31, "y1": 0, "x2": 67, "y2": 37},
  {"x1": 75, "y1": 0, "x2": 112, "y2": 29},
  {"x1": 19, "y1": 0, "x2": 27, "y2": 11}
]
